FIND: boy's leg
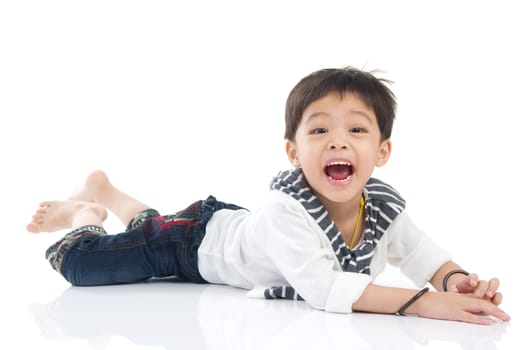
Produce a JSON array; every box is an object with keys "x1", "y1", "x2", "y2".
[
  {"x1": 48, "y1": 200, "x2": 208, "y2": 286},
  {"x1": 27, "y1": 200, "x2": 107, "y2": 233},
  {"x1": 27, "y1": 170, "x2": 152, "y2": 233},
  {"x1": 69, "y1": 170, "x2": 151, "y2": 227},
  {"x1": 25, "y1": 194, "x2": 172, "y2": 286},
  {"x1": 53, "y1": 225, "x2": 180, "y2": 286}
]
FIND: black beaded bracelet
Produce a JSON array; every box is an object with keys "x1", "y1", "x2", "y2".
[
  {"x1": 396, "y1": 287, "x2": 429, "y2": 316},
  {"x1": 442, "y1": 269, "x2": 470, "y2": 292}
]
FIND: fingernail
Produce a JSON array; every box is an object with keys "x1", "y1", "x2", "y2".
[{"x1": 500, "y1": 312, "x2": 510, "y2": 321}]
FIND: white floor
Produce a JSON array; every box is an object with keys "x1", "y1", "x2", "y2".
[
  {"x1": 20, "y1": 282, "x2": 517, "y2": 350},
  {"x1": 4, "y1": 282, "x2": 519, "y2": 350},
  {"x1": 3, "y1": 235, "x2": 524, "y2": 350}
]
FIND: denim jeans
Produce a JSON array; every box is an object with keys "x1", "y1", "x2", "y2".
[{"x1": 45, "y1": 196, "x2": 243, "y2": 286}]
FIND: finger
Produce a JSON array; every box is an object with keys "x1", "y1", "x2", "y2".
[
  {"x1": 456, "y1": 274, "x2": 479, "y2": 293},
  {"x1": 487, "y1": 306, "x2": 510, "y2": 322},
  {"x1": 491, "y1": 292, "x2": 503, "y2": 306},
  {"x1": 467, "y1": 300, "x2": 511, "y2": 322},
  {"x1": 460, "y1": 311, "x2": 495, "y2": 325},
  {"x1": 472, "y1": 280, "x2": 490, "y2": 299},
  {"x1": 485, "y1": 278, "x2": 500, "y2": 298}
]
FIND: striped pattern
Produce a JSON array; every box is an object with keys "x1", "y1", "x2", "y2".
[
  {"x1": 264, "y1": 168, "x2": 406, "y2": 300},
  {"x1": 264, "y1": 286, "x2": 303, "y2": 300}
]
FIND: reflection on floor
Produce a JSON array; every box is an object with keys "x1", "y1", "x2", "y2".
[{"x1": 28, "y1": 280, "x2": 510, "y2": 350}]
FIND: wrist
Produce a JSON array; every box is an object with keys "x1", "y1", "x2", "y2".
[
  {"x1": 442, "y1": 269, "x2": 470, "y2": 292},
  {"x1": 404, "y1": 289, "x2": 432, "y2": 316},
  {"x1": 395, "y1": 287, "x2": 429, "y2": 316}
]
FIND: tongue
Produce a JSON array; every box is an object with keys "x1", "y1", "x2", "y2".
[{"x1": 326, "y1": 164, "x2": 351, "y2": 180}]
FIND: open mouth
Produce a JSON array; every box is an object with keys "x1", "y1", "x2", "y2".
[{"x1": 324, "y1": 161, "x2": 353, "y2": 183}]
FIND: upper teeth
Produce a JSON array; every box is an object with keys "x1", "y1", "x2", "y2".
[{"x1": 327, "y1": 161, "x2": 351, "y2": 166}]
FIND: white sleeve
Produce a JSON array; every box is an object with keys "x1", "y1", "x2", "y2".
[
  {"x1": 255, "y1": 195, "x2": 371, "y2": 313},
  {"x1": 387, "y1": 211, "x2": 452, "y2": 287}
]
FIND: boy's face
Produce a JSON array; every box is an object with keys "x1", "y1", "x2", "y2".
[{"x1": 286, "y1": 92, "x2": 391, "y2": 205}]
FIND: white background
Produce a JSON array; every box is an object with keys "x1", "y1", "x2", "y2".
[{"x1": 1, "y1": 1, "x2": 527, "y2": 349}]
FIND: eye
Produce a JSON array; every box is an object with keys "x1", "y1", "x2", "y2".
[
  {"x1": 350, "y1": 127, "x2": 366, "y2": 134},
  {"x1": 310, "y1": 128, "x2": 328, "y2": 135}
]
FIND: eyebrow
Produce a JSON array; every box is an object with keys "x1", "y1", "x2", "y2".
[{"x1": 305, "y1": 110, "x2": 374, "y2": 124}]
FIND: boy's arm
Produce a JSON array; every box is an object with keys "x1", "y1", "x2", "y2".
[
  {"x1": 351, "y1": 283, "x2": 510, "y2": 325},
  {"x1": 351, "y1": 260, "x2": 509, "y2": 325},
  {"x1": 430, "y1": 261, "x2": 503, "y2": 305},
  {"x1": 386, "y1": 212, "x2": 504, "y2": 308}
]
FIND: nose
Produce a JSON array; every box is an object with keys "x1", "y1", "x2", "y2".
[
  {"x1": 328, "y1": 132, "x2": 349, "y2": 150},
  {"x1": 329, "y1": 143, "x2": 348, "y2": 150}
]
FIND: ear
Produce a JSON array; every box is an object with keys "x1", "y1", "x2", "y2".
[
  {"x1": 375, "y1": 139, "x2": 392, "y2": 167},
  {"x1": 285, "y1": 140, "x2": 301, "y2": 168}
]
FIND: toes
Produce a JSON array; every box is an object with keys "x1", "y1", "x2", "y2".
[
  {"x1": 26, "y1": 223, "x2": 40, "y2": 233},
  {"x1": 32, "y1": 214, "x2": 44, "y2": 222},
  {"x1": 30, "y1": 205, "x2": 47, "y2": 230}
]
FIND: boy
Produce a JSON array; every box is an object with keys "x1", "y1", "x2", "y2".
[{"x1": 27, "y1": 67, "x2": 509, "y2": 325}]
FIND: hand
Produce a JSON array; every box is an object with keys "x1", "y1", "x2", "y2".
[
  {"x1": 416, "y1": 291, "x2": 510, "y2": 325},
  {"x1": 449, "y1": 274, "x2": 503, "y2": 306}
]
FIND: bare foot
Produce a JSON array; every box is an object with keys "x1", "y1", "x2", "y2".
[
  {"x1": 26, "y1": 200, "x2": 107, "y2": 233},
  {"x1": 69, "y1": 170, "x2": 112, "y2": 203}
]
